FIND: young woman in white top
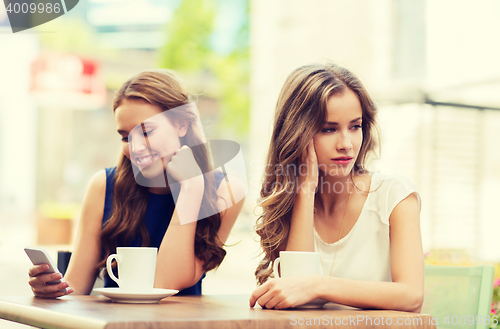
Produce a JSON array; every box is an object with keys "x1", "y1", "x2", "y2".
[{"x1": 249, "y1": 63, "x2": 424, "y2": 311}]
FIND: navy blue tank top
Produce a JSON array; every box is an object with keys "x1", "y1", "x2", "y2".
[{"x1": 102, "y1": 167, "x2": 224, "y2": 295}]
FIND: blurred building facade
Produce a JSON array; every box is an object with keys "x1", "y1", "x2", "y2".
[
  {"x1": 1, "y1": 0, "x2": 248, "y2": 230},
  {"x1": 0, "y1": 33, "x2": 39, "y2": 214},
  {"x1": 249, "y1": 0, "x2": 500, "y2": 261}
]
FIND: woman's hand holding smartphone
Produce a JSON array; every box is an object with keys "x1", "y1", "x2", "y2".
[{"x1": 25, "y1": 247, "x2": 74, "y2": 298}]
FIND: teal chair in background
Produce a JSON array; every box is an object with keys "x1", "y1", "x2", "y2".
[{"x1": 422, "y1": 265, "x2": 495, "y2": 329}]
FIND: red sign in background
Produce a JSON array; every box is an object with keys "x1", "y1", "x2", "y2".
[{"x1": 30, "y1": 53, "x2": 106, "y2": 109}]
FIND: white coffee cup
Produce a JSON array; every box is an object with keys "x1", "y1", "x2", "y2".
[
  {"x1": 273, "y1": 251, "x2": 321, "y2": 278},
  {"x1": 106, "y1": 247, "x2": 158, "y2": 292}
]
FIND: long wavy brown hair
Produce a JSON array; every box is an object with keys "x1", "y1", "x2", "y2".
[
  {"x1": 255, "y1": 63, "x2": 380, "y2": 285},
  {"x1": 97, "y1": 69, "x2": 225, "y2": 272}
]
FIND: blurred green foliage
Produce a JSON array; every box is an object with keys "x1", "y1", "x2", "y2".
[
  {"x1": 159, "y1": 0, "x2": 216, "y2": 72},
  {"x1": 159, "y1": 0, "x2": 249, "y2": 138},
  {"x1": 35, "y1": 0, "x2": 250, "y2": 137},
  {"x1": 36, "y1": 17, "x2": 110, "y2": 57}
]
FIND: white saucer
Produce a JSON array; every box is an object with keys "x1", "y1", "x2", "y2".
[{"x1": 93, "y1": 288, "x2": 179, "y2": 304}]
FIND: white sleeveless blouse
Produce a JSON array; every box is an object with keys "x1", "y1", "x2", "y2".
[{"x1": 313, "y1": 172, "x2": 419, "y2": 282}]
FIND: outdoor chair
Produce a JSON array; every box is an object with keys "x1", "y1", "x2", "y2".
[
  {"x1": 57, "y1": 251, "x2": 72, "y2": 275},
  {"x1": 422, "y1": 265, "x2": 495, "y2": 329}
]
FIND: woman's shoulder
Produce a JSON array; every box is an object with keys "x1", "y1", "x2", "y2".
[
  {"x1": 103, "y1": 167, "x2": 117, "y2": 191},
  {"x1": 215, "y1": 171, "x2": 246, "y2": 219},
  {"x1": 86, "y1": 167, "x2": 118, "y2": 202},
  {"x1": 78, "y1": 169, "x2": 108, "y2": 230},
  {"x1": 214, "y1": 170, "x2": 225, "y2": 187},
  {"x1": 370, "y1": 172, "x2": 417, "y2": 194},
  {"x1": 215, "y1": 172, "x2": 246, "y2": 200},
  {"x1": 88, "y1": 169, "x2": 108, "y2": 193},
  {"x1": 104, "y1": 167, "x2": 117, "y2": 178},
  {"x1": 365, "y1": 172, "x2": 419, "y2": 223}
]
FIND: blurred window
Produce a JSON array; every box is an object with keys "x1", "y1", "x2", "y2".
[
  {"x1": 430, "y1": 106, "x2": 481, "y2": 251},
  {"x1": 393, "y1": 0, "x2": 426, "y2": 79}
]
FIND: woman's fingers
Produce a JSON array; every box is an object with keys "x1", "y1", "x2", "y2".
[
  {"x1": 29, "y1": 272, "x2": 62, "y2": 285},
  {"x1": 166, "y1": 145, "x2": 203, "y2": 183},
  {"x1": 257, "y1": 289, "x2": 276, "y2": 309},
  {"x1": 274, "y1": 298, "x2": 294, "y2": 310},
  {"x1": 307, "y1": 140, "x2": 318, "y2": 177},
  {"x1": 28, "y1": 269, "x2": 74, "y2": 298},
  {"x1": 251, "y1": 277, "x2": 313, "y2": 310},
  {"x1": 36, "y1": 281, "x2": 68, "y2": 294},
  {"x1": 263, "y1": 293, "x2": 284, "y2": 309},
  {"x1": 307, "y1": 139, "x2": 317, "y2": 162},
  {"x1": 297, "y1": 140, "x2": 318, "y2": 194},
  {"x1": 31, "y1": 281, "x2": 74, "y2": 298},
  {"x1": 250, "y1": 279, "x2": 286, "y2": 309},
  {"x1": 301, "y1": 140, "x2": 316, "y2": 163},
  {"x1": 249, "y1": 281, "x2": 270, "y2": 307},
  {"x1": 28, "y1": 267, "x2": 60, "y2": 292},
  {"x1": 28, "y1": 264, "x2": 49, "y2": 277},
  {"x1": 35, "y1": 288, "x2": 72, "y2": 299}
]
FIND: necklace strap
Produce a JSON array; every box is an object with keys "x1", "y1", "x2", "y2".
[{"x1": 317, "y1": 188, "x2": 353, "y2": 277}]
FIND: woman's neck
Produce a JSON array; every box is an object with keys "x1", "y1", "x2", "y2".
[{"x1": 314, "y1": 172, "x2": 354, "y2": 214}]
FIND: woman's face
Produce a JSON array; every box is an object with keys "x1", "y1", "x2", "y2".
[
  {"x1": 115, "y1": 98, "x2": 187, "y2": 179},
  {"x1": 313, "y1": 89, "x2": 363, "y2": 178}
]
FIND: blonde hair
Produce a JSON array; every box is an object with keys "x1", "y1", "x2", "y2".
[{"x1": 255, "y1": 63, "x2": 379, "y2": 284}]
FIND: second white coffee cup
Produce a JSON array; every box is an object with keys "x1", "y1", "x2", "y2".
[
  {"x1": 273, "y1": 251, "x2": 320, "y2": 278},
  {"x1": 106, "y1": 247, "x2": 158, "y2": 292}
]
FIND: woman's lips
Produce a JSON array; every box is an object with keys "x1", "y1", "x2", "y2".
[
  {"x1": 332, "y1": 157, "x2": 352, "y2": 165},
  {"x1": 135, "y1": 153, "x2": 159, "y2": 167}
]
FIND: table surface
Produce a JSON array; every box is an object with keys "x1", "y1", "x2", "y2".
[{"x1": 0, "y1": 294, "x2": 435, "y2": 329}]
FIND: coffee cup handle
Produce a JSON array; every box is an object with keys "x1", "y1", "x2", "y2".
[
  {"x1": 106, "y1": 254, "x2": 121, "y2": 287},
  {"x1": 273, "y1": 257, "x2": 281, "y2": 278}
]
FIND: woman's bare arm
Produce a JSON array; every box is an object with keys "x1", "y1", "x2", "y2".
[
  {"x1": 63, "y1": 170, "x2": 107, "y2": 295},
  {"x1": 250, "y1": 193, "x2": 424, "y2": 312},
  {"x1": 29, "y1": 170, "x2": 106, "y2": 298},
  {"x1": 154, "y1": 174, "x2": 244, "y2": 290},
  {"x1": 286, "y1": 140, "x2": 317, "y2": 252}
]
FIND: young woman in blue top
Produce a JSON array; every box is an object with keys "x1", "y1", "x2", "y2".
[
  {"x1": 28, "y1": 69, "x2": 244, "y2": 298},
  {"x1": 249, "y1": 63, "x2": 423, "y2": 311}
]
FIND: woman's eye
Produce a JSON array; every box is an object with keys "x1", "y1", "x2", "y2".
[
  {"x1": 322, "y1": 128, "x2": 335, "y2": 133},
  {"x1": 351, "y1": 124, "x2": 362, "y2": 130},
  {"x1": 121, "y1": 129, "x2": 153, "y2": 142}
]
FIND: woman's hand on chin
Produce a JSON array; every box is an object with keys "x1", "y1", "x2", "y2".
[
  {"x1": 298, "y1": 140, "x2": 319, "y2": 196},
  {"x1": 166, "y1": 145, "x2": 204, "y2": 188},
  {"x1": 249, "y1": 276, "x2": 321, "y2": 310}
]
